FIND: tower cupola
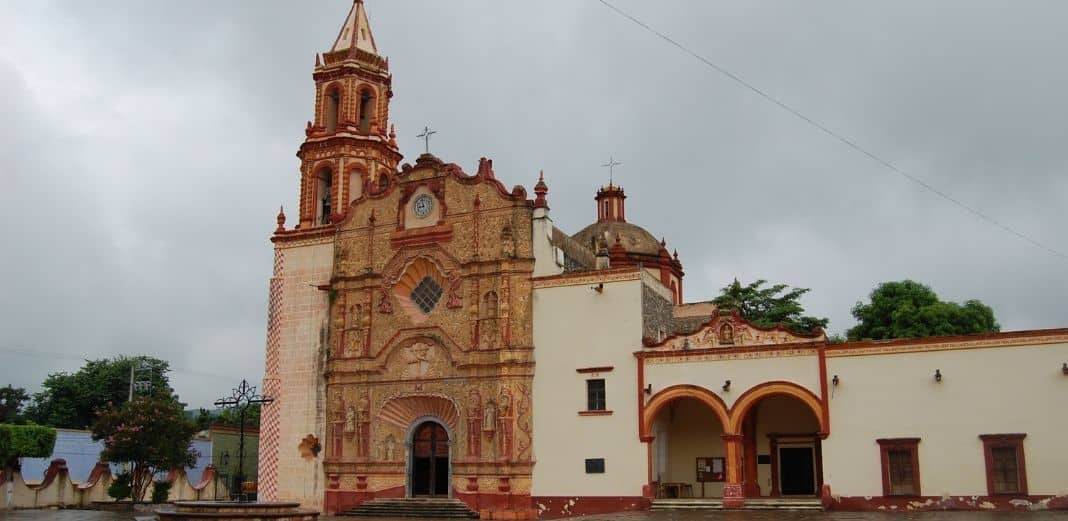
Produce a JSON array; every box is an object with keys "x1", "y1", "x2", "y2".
[{"x1": 595, "y1": 184, "x2": 626, "y2": 223}]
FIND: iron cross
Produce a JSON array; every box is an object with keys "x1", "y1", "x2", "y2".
[
  {"x1": 601, "y1": 156, "x2": 623, "y2": 185},
  {"x1": 417, "y1": 125, "x2": 437, "y2": 154}
]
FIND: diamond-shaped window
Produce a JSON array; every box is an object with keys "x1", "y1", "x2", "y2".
[{"x1": 410, "y1": 276, "x2": 443, "y2": 314}]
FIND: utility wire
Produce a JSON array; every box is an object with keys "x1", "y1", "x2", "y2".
[
  {"x1": 597, "y1": 0, "x2": 1068, "y2": 262},
  {"x1": 0, "y1": 346, "x2": 239, "y2": 382}
]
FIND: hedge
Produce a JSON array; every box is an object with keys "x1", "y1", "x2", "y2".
[{"x1": 0, "y1": 424, "x2": 57, "y2": 468}]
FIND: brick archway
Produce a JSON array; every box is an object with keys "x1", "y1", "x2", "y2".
[
  {"x1": 726, "y1": 381, "x2": 825, "y2": 434},
  {"x1": 642, "y1": 384, "x2": 730, "y2": 438}
]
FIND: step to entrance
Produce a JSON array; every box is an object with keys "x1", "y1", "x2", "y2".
[
  {"x1": 651, "y1": 498, "x2": 822, "y2": 511},
  {"x1": 341, "y1": 498, "x2": 480, "y2": 518}
]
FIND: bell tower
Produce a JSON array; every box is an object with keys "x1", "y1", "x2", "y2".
[{"x1": 296, "y1": 0, "x2": 401, "y2": 229}]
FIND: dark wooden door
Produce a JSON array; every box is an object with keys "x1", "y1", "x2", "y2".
[
  {"x1": 411, "y1": 422, "x2": 449, "y2": 497},
  {"x1": 780, "y1": 447, "x2": 815, "y2": 495}
]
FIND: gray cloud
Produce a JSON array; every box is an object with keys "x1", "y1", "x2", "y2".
[{"x1": 2, "y1": 0, "x2": 1065, "y2": 407}]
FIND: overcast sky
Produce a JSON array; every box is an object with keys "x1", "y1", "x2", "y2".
[{"x1": 2, "y1": 1, "x2": 1065, "y2": 409}]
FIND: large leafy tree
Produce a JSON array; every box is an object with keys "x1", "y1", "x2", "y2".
[
  {"x1": 92, "y1": 395, "x2": 198, "y2": 505},
  {"x1": 712, "y1": 278, "x2": 829, "y2": 335},
  {"x1": 25, "y1": 356, "x2": 174, "y2": 429},
  {"x1": 0, "y1": 385, "x2": 30, "y2": 423},
  {"x1": 847, "y1": 280, "x2": 999, "y2": 341}
]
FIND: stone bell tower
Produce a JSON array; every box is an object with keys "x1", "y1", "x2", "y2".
[{"x1": 297, "y1": 0, "x2": 402, "y2": 229}]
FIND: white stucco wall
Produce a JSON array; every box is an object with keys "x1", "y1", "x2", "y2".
[
  {"x1": 823, "y1": 341, "x2": 1068, "y2": 497},
  {"x1": 531, "y1": 277, "x2": 645, "y2": 497}
]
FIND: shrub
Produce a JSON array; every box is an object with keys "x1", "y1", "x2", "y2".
[
  {"x1": 108, "y1": 472, "x2": 132, "y2": 501},
  {"x1": 151, "y1": 479, "x2": 172, "y2": 504},
  {"x1": 0, "y1": 424, "x2": 56, "y2": 472}
]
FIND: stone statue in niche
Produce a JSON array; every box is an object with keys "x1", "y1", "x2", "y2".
[
  {"x1": 466, "y1": 389, "x2": 482, "y2": 458},
  {"x1": 482, "y1": 399, "x2": 497, "y2": 435},
  {"x1": 497, "y1": 389, "x2": 514, "y2": 461},
  {"x1": 344, "y1": 406, "x2": 356, "y2": 436},
  {"x1": 344, "y1": 330, "x2": 362, "y2": 358},
  {"x1": 331, "y1": 391, "x2": 345, "y2": 458},
  {"x1": 356, "y1": 391, "x2": 371, "y2": 458},
  {"x1": 382, "y1": 434, "x2": 397, "y2": 461},
  {"x1": 719, "y1": 322, "x2": 735, "y2": 345}
]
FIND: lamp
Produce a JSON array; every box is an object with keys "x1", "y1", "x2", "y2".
[
  {"x1": 221, "y1": 450, "x2": 230, "y2": 467},
  {"x1": 590, "y1": 283, "x2": 604, "y2": 293},
  {"x1": 832, "y1": 375, "x2": 840, "y2": 387},
  {"x1": 934, "y1": 369, "x2": 942, "y2": 382},
  {"x1": 644, "y1": 384, "x2": 652, "y2": 395},
  {"x1": 722, "y1": 380, "x2": 731, "y2": 392},
  {"x1": 1062, "y1": 363, "x2": 1067, "y2": 376}
]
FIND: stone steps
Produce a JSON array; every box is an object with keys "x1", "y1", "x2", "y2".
[
  {"x1": 341, "y1": 497, "x2": 480, "y2": 518},
  {"x1": 651, "y1": 498, "x2": 822, "y2": 511}
]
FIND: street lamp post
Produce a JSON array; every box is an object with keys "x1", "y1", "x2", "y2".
[{"x1": 214, "y1": 380, "x2": 274, "y2": 502}]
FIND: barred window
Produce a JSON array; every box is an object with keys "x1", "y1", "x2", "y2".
[
  {"x1": 586, "y1": 379, "x2": 606, "y2": 411},
  {"x1": 991, "y1": 447, "x2": 1021, "y2": 494},
  {"x1": 410, "y1": 276, "x2": 443, "y2": 314},
  {"x1": 887, "y1": 449, "x2": 916, "y2": 495}
]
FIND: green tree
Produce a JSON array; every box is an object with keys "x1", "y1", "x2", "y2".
[
  {"x1": 0, "y1": 385, "x2": 30, "y2": 423},
  {"x1": 0, "y1": 424, "x2": 57, "y2": 481},
  {"x1": 215, "y1": 403, "x2": 261, "y2": 429},
  {"x1": 847, "y1": 280, "x2": 1000, "y2": 341},
  {"x1": 712, "y1": 278, "x2": 829, "y2": 335},
  {"x1": 25, "y1": 356, "x2": 174, "y2": 429},
  {"x1": 91, "y1": 395, "x2": 198, "y2": 506}
]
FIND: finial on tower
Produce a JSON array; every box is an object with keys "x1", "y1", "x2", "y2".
[
  {"x1": 275, "y1": 206, "x2": 287, "y2": 233},
  {"x1": 534, "y1": 171, "x2": 549, "y2": 209},
  {"x1": 331, "y1": 0, "x2": 378, "y2": 55}
]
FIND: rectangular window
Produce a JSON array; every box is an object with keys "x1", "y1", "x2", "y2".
[
  {"x1": 981, "y1": 434, "x2": 1027, "y2": 495},
  {"x1": 586, "y1": 379, "x2": 606, "y2": 411},
  {"x1": 585, "y1": 458, "x2": 605, "y2": 474},
  {"x1": 876, "y1": 438, "x2": 921, "y2": 497}
]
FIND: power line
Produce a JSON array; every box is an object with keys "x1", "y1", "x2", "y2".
[
  {"x1": 596, "y1": 0, "x2": 1068, "y2": 262},
  {"x1": 0, "y1": 346, "x2": 241, "y2": 382}
]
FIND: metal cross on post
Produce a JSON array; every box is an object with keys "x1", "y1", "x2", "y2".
[
  {"x1": 601, "y1": 156, "x2": 623, "y2": 186},
  {"x1": 417, "y1": 125, "x2": 437, "y2": 154},
  {"x1": 214, "y1": 379, "x2": 274, "y2": 502}
]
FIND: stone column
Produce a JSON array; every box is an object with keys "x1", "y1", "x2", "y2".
[{"x1": 721, "y1": 434, "x2": 746, "y2": 509}]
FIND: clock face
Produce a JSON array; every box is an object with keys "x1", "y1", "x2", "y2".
[{"x1": 413, "y1": 194, "x2": 434, "y2": 218}]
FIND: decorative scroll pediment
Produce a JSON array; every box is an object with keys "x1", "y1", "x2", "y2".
[{"x1": 648, "y1": 311, "x2": 825, "y2": 351}]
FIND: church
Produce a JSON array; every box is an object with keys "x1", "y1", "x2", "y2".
[{"x1": 258, "y1": 2, "x2": 1068, "y2": 516}]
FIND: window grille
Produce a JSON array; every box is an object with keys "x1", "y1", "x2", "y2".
[{"x1": 410, "y1": 276, "x2": 443, "y2": 314}]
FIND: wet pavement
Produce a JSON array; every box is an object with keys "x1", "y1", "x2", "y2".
[{"x1": 2, "y1": 511, "x2": 1068, "y2": 521}]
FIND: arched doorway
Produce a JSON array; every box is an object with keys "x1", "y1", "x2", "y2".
[
  {"x1": 644, "y1": 387, "x2": 731, "y2": 499},
  {"x1": 409, "y1": 420, "x2": 450, "y2": 497},
  {"x1": 731, "y1": 387, "x2": 824, "y2": 498}
]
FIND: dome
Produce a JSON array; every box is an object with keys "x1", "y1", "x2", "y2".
[{"x1": 573, "y1": 221, "x2": 663, "y2": 257}]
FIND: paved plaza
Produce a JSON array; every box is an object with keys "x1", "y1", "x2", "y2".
[{"x1": 4, "y1": 510, "x2": 1068, "y2": 521}]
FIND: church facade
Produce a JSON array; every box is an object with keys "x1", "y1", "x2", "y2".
[{"x1": 258, "y1": 2, "x2": 1068, "y2": 516}]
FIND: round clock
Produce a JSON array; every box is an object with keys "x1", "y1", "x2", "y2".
[{"x1": 413, "y1": 194, "x2": 434, "y2": 218}]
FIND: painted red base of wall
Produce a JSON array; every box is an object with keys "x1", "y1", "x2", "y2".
[
  {"x1": 826, "y1": 491, "x2": 1068, "y2": 511},
  {"x1": 532, "y1": 496, "x2": 651, "y2": 519}
]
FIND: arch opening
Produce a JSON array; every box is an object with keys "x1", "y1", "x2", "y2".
[
  {"x1": 408, "y1": 419, "x2": 450, "y2": 497},
  {"x1": 358, "y1": 89, "x2": 374, "y2": 133},
  {"x1": 316, "y1": 167, "x2": 333, "y2": 225},
  {"x1": 645, "y1": 387, "x2": 730, "y2": 499},
  {"x1": 326, "y1": 88, "x2": 341, "y2": 132},
  {"x1": 734, "y1": 391, "x2": 824, "y2": 498}
]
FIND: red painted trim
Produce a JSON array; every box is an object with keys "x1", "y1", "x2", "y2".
[
  {"x1": 817, "y1": 345, "x2": 830, "y2": 437},
  {"x1": 827, "y1": 494, "x2": 1068, "y2": 511},
  {"x1": 576, "y1": 366, "x2": 614, "y2": 373},
  {"x1": 728, "y1": 380, "x2": 825, "y2": 434},
  {"x1": 876, "y1": 438, "x2": 921, "y2": 497},
  {"x1": 980, "y1": 433, "x2": 1028, "y2": 496},
  {"x1": 577, "y1": 410, "x2": 613, "y2": 416},
  {"x1": 531, "y1": 266, "x2": 640, "y2": 284}
]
